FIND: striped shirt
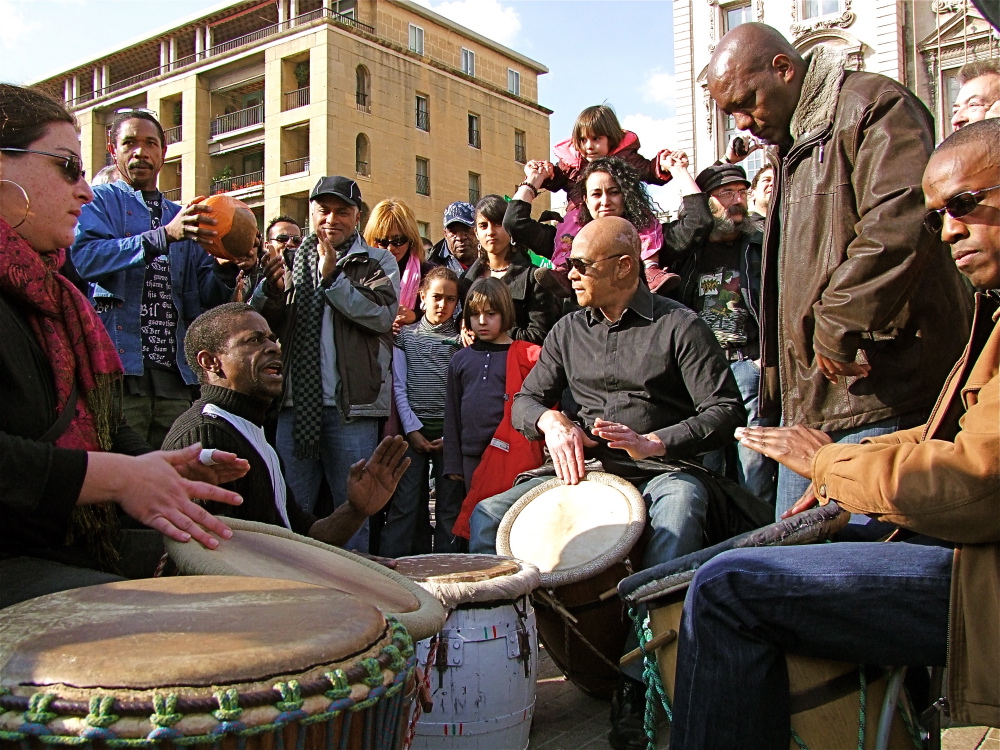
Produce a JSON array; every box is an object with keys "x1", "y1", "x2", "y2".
[{"x1": 393, "y1": 317, "x2": 461, "y2": 425}]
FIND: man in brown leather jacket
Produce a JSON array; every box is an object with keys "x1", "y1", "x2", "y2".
[
  {"x1": 666, "y1": 117, "x2": 1000, "y2": 750},
  {"x1": 707, "y1": 23, "x2": 973, "y2": 516}
]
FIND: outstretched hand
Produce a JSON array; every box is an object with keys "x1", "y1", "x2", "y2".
[
  {"x1": 592, "y1": 418, "x2": 666, "y2": 460},
  {"x1": 347, "y1": 435, "x2": 411, "y2": 517},
  {"x1": 171, "y1": 443, "x2": 250, "y2": 485},
  {"x1": 735, "y1": 425, "x2": 833, "y2": 480}
]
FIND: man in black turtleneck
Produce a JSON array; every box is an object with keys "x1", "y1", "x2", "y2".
[{"x1": 163, "y1": 302, "x2": 409, "y2": 547}]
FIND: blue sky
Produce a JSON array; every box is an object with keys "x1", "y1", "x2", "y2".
[{"x1": 0, "y1": 0, "x2": 679, "y2": 203}]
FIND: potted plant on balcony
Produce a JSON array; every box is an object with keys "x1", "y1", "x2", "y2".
[{"x1": 294, "y1": 61, "x2": 310, "y2": 89}]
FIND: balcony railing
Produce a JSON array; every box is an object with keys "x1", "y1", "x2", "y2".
[
  {"x1": 211, "y1": 169, "x2": 264, "y2": 195},
  {"x1": 283, "y1": 87, "x2": 310, "y2": 110},
  {"x1": 283, "y1": 157, "x2": 310, "y2": 176},
  {"x1": 356, "y1": 160, "x2": 370, "y2": 177},
  {"x1": 356, "y1": 91, "x2": 370, "y2": 113},
  {"x1": 415, "y1": 173, "x2": 430, "y2": 195},
  {"x1": 65, "y1": 9, "x2": 373, "y2": 108},
  {"x1": 210, "y1": 103, "x2": 264, "y2": 136},
  {"x1": 162, "y1": 187, "x2": 181, "y2": 202},
  {"x1": 164, "y1": 125, "x2": 182, "y2": 145}
]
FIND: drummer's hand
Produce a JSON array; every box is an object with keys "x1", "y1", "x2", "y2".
[
  {"x1": 537, "y1": 410, "x2": 597, "y2": 485},
  {"x1": 171, "y1": 443, "x2": 251, "y2": 485},
  {"x1": 356, "y1": 552, "x2": 398, "y2": 570},
  {"x1": 781, "y1": 485, "x2": 822, "y2": 519},
  {"x1": 347, "y1": 436, "x2": 411, "y2": 517},
  {"x1": 735, "y1": 425, "x2": 832, "y2": 479},
  {"x1": 591, "y1": 419, "x2": 666, "y2": 460}
]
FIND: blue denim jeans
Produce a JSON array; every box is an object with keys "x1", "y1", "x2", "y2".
[
  {"x1": 276, "y1": 407, "x2": 377, "y2": 553},
  {"x1": 775, "y1": 411, "x2": 926, "y2": 520},
  {"x1": 379, "y1": 446, "x2": 465, "y2": 557},
  {"x1": 669, "y1": 541, "x2": 952, "y2": 750}
]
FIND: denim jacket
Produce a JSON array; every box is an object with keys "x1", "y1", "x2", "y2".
[{"x1": 71, "y1": 180, "x2": 235, "y2": 384}]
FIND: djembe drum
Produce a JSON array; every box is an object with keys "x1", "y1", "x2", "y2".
[
  {"x1": 496, "y1": 472, "x2": 646, "y2": 698},
  {"x1": 0, "y1": 576, "x2": 415, "y2": 750},
  {"x1": 618, "y1": 503, "x2": 917, "y2": 750},
  {"x1": 395, "y1": 554, "x2": 541, "y2": 749},
  {"x1": 165, "y1": 518, "x2": 447, "y2": 642}
]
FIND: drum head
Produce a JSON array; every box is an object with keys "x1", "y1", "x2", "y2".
[
  {"x1": 497, "y1": 472, "x2": 646, "y2": 587},
  {"x1": 395, "y1": 554, "x2": 540, "y2": 610},
  {"x1": 0, "y1": 576, "x2": 384, "y2": 691},
  {"x1": 166, "y1": 518, "x2": 446, "y2": 640}
]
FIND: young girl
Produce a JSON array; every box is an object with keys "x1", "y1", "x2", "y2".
[
  {"x1": 523, "y1": 105, "x2": 675, "y2": 294},
  {"x1": 444, "y1": 278, "x2": 545, "y2": 539},
  {"x1": 380, "y1": 267, "x2": 464, "y2": 556},
  {"x1": 458, "y1": 194, "x2": 559, "y2": 345}
]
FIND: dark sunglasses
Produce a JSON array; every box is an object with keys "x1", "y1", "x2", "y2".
[
  {"x1": 564, "y1": 252, "x2": 629, "y2": 275},
  {"x1": 0, "y1": 147, "x2": 86, "y2": 183},
  {"x1": 924, "y1": 183, "x2": 1000, "y2": 233},
  {"x1": 269, "y1": 234, "x2": 302, "y2": 246},
  {"x1": 374, "y1": 235, "x2": 410, "y2": 248}
]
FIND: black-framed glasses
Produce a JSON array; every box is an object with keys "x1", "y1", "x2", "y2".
[
  {"x1": 374, "y1": 235, "x2": 409, "y2": 248},
  {"x1": 0, "y1": 147, "x2": 86, "y2": 183},
  {"x1": 565, "y1": 252, "x2": 629, "y2": 275},
  {"x1": 923, "y1": 183, "x2": 1000, "y2": 233},
  {"x1": 270, "y1": 234, "x2": 302, "y2": 247}
]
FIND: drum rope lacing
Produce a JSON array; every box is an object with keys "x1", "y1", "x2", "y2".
[
  {"x1": 539, "y1": 588, "x2": 627, "y2": 677},
  {"x1": 0, "y1": 618, "x2": 417, "y2": 749},
  {"x1": 402, "y1": 632, "x2": 439, "y2": 750}
]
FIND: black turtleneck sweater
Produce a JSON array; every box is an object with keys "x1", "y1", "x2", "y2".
[{"x1": 162, "y1": 385, "x2": 315, "y2": 535}]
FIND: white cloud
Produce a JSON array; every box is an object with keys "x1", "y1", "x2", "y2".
[
  {"x1": 0, "y1": 0, "x2": 39, "y2": 45},
  {"x1": 620, "y1": 113, "x2": 684, "y2": 213},
  {"x1": 411, "y1": 0, "x2": 521, "y2": 47},
  {"x1": 643, "y1": 68, "x2": 676, "y2": 110}
]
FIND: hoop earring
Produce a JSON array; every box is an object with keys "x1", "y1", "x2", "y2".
[{"x1": 0, "y1": 179, "x2": 30, "y2": 229}]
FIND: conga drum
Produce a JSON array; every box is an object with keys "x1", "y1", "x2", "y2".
[
  {"x1": 496, "y1": 472, "x2": 646, "y2": 698},
  {"x1": 618, "y1": 504, "x2": 916, "y2": 750},
  {"x1": 165, "y1": 518, "x2": 447, "y2": 642},
  {"x1": 394, "y1": 554, "x2": 541, "y2": 749},
  {"x1": 0, "y1": 576, "x2": 416, "y2": 750}
]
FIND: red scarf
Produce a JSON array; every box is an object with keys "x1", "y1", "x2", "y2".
[
  {"x1": 0, "y1": 217, "x2": 123, "y2": 450},
  {"x1": 452, "y1": 340, "x2": 546, "y2": 539}
]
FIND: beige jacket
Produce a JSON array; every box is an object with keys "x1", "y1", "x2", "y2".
[{"x1": 813, "y1": 292, "x2": 1000, "y2": 726}]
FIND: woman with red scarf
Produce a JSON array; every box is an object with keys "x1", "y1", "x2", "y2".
[{"x1": 0, "y1": 84, "x2": 248, "y2": 609}]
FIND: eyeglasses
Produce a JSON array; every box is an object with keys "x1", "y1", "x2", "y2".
[
  {"x1": 374, "y1": 235, "x2": 409, "y2": 248},
  {"x1": 269, "y1": 234, "x2": 302, "y2": 246},
  {"x1": 0, "y1": 147, "x2": 86, "y2": 183},
  {"x1": 565, "y1": 252, "x2": 629, "y2": 275},
  {"x1": 923, "y1": 183, "x2": 1000, "y2": 233},
  {"x1": 714, "y1": 187, "x2": 749, "y2": 201}
]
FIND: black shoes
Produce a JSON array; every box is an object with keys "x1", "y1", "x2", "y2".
[{"x1": 609, "y1": 675, "x2": 649, "y2": 750}]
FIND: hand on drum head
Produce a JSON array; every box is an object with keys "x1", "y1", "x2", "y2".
[
  {"x1": 347, "y1": 435, "x2": 411, "y2": 517},
  {"x1": 537, "y1": 410, "x2": 598, "y2": 485},
  {"x1": 592, "y1": 419, "x2": 666, "y2": 460},
  {"x1": 735, "y1": 424, "x2": 833, "y2": 479}
]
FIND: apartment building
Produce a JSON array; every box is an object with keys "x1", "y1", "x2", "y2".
[{"x1": 35, "y1": 0, "x2": 551, "y2": 236}]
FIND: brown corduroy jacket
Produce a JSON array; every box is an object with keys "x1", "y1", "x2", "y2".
[{"x1": 812, "y1": 292, "x2": 1000, "y2": 726}]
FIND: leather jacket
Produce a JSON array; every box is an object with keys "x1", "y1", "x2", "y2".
[{"x1": 759, "y1": 49, "x2": 972, "y2": 431}]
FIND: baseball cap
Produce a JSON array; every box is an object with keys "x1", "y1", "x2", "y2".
[
  {"x1": 695, "y1": 164, "x2": 751, "y2": 195},
  {"x1": 310, "y1": 176, "x2": 363, "y2": 208},
  {"x1": 443, "y1": 201, "x2": 475, "y2": 228}
]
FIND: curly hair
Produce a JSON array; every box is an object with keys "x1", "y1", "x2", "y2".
[{"x1": 570, "y1": 156, "x2": 659, "y2": 230}]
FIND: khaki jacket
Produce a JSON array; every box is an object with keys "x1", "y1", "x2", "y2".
[
  {"x1": 813, "y1": 293, "x2": 1000, "y2": 726},
  {"x1": 760, "y1": 46, "x2": 972, "y2": 431}
]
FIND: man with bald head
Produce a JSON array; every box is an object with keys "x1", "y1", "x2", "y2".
[
  {"x1": 469, "y1": 216, "x2": 748, "y2": 749},
  {"x1": 666, "y1": 118, "x2": 1000, "y2": 750},
  {"x1": 706, "y1": 23, "x2": 972, "y2": 517}
]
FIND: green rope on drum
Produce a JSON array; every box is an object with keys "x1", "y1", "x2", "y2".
[
  {"x1": 212, "y1": 689, "x2": 244, "y2": 722},
  {"x1": 387, "y1": 616, "x2": 414, "y2": 660},
  {"x1": 323, "y1": 669, "x2": 352, "y2": 701},
  {"x1": 857, "y1": 665, "x2": 867, "y2": 750},
  {"x1": 897, "y1": 692, "x2": 925, "y2": 749},
  {"x1": 274, "y1": 681, "x2": 304, "y2": 713},
  {"x1": 25, "y1": 693, "x2": 58, "y2": 724},
  {"x1": 628, "y1": 607, "x2": 672, "y2": 750},
  {"x1": 359, "y1": 659, "x2": 384, "y2": 690},
  {"x1": 85, "y1": 695, "x2": 120, "y2": 728},
  {"x1": 790, "y1": 728, "x2": 809, "y2": 749},
  {"x1": 382, "y1": 644, "x2": 405, "y2": 673},
  {"x1": 150, "y1": 694, "x2": 183, "y2": 727}
]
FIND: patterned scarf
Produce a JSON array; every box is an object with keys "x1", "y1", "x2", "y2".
[{"x1": 0, "y1": 217, "x2": 124, "y2": 570}]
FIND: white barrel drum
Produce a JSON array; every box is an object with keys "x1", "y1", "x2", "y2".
[{"x1": 395, "y1": 554, "x2": 541, "y2": 750}]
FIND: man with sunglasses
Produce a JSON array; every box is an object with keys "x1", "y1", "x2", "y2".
[
  {"x1": 665, "y1": 117, "x2": 1000, "y2": 750},
  {"x1": 469, "y1": 216, "x2": 755, "y2": 750},
  {"x1": 707, "y1": 24, "x2": 973, "y2": 520},
  {"x1": 72, "y1": 109, "x2": 236, "y2": 448}
]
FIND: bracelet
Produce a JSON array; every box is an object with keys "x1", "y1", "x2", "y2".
[{"x1": 516, "y1": 182, "x2": 539, "y2": 197}]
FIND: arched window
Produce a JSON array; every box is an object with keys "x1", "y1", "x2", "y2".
[
  {"x1": 355, "y1": 65, "x2": 371, "y2": 113},
  {"x1": 356, "y1": 133, "x2": 370, "y2": 176}
]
